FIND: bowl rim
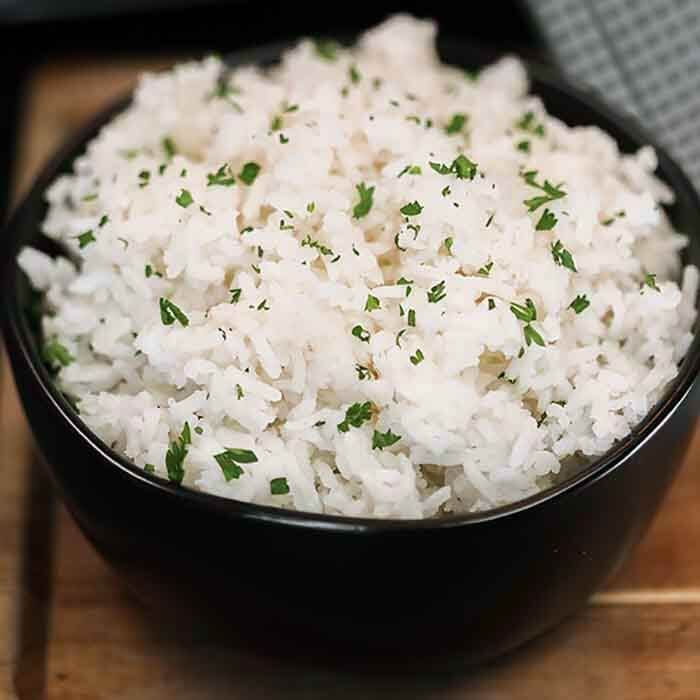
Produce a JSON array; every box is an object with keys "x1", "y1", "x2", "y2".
[{"x1": 3, "y1": 38, "x2": 700, "y2": 533}]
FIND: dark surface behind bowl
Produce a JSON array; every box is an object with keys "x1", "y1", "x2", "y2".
[{"x1": 2, "y1": 39, "x2": 700, "y2": 666}]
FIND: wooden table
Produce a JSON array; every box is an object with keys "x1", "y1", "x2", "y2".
[{"x1": 2, "y1": 57, "x2": 700, "y2": 699}]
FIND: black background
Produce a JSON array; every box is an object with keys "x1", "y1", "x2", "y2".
[{"x1": 0, "y1": 1, "x2": 540, "y2": 222}]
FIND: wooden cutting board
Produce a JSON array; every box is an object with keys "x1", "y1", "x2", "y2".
[{"x1": 2, "y1": 56, "x2": 700, "y2": 700}]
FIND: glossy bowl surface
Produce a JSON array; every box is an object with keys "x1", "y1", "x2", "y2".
[{"x1": 3, "y1": 39, "x2": 700, "y2": 665}]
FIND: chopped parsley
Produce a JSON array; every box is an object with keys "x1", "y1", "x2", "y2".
[
  {"x1": 398, "y1": 164, "x2": 422, "y2": 178},
  {"x1": 165, "y1": 422, "x2": 191, "y2": 484},
  {"x1": 301, "y1": 235, "x2": 333, "y2": 256},
  {"x1": 230, "y1": 288, "x2": 242, "y2": 304},
  {"x1": 522, "y1": 170, "x2": 566, "y2": 211},
  {"x1": 372, "y1": 428, "x2": 402, "y2": 450},
  {"x1": 238, "y1": 162, "x2": 261, "y2": 185},
  {"x1": 82, "y1": 193, "x2": 98, "y2": 202},
  {"x1": 427, "y1": 280, "x2": 446, "y2": 303},
  {"x1": 349, "y1": 64, "x2": 361, "y2": 83},
  {"x1": 76, "y1": 230, "x2": 95, "y2": 248},
  {"x1": 314, "y1": 38, "x2": 339, "y2": 61},
  {"x1": 194, "y1": 426, "x2": 203, "y2": 435},
  {"x1": 523, "y1": 324, "x2": 545, "y2": 347},
  {"x1": 551, "y1": 240, "x2": 577, "y2": 272},
  {"x1": 444, "y1": 237, "x2": 454, "y2": 254},
  {"x1": 98, "y1": 215, "x2": 109, "y2": 227},
  {"x1": 175, "y1": 189, "x2": 193, "y2": 208},
  {"x1": 510, "y1": 299, "x2": 544, "y2": 347},
  {"x1": 144, "y1": 463, "x2": 155, "y2": 474},
  {"x1": 236, "y1": 384, "x2": 244, "y2": 399},
  {"x1": 488, "y1": 298, "x2": 496, "y2": 310},
  {"x1": 279, "y1": 133, "x2": 289, "y2": 144},
  {"x1": 394, "y1": 233, "x2": 407, "y2": 252},
  {"x1": 477, "y1": 261, "x2": 493, "y2": 276},
  {"x1": 485, "y1": 212, "x2": 495, "y2": 227},
  {"x1": 270, "y1": 477, "x2": 290, "y2": 495},
  {"x1": 642, "y1": 272, "x2": 661, "y2": 292},
  {"x1": 159, "y1": 298, "x2": 189, "y2": 327},
  {"x1": 445, "y1": 112, "x2": 467, "y2": 135},
  {"x1": 452, "y1": 154, "x2": 478, "y2": 180},
  {"x1": 207, "y1": 164, "x2": 236, "y2": 187},
  {"x1": 396, "y1": 329, "x2": 407, "y2": 347},
  {"x1": 510, "y1": 298, "x2": 537, "y2": 323},
  {"x1": 214, "y1": 447, "x2": 257, "y2": 482},
  {"x1": 441, "y1": 185, "x2": 451, "y2": 197},
  {"x1": 516, "y1": 111, "x2": 545, "y2": 137},
  {"x1": 337, "y1": 401, "x2": 373, "y2": 433},
  {"x1": 400, "y1": 201, "x2": 423, "y2": 216},
  {"x1": 351, "y1": 324, "x2": 370, "y2": 342},
  {"x1": 410, "y1": 348, "x2": 425, "y2": 365},
  {"x1": 306, "y1": 201, "x2": 315, "y2": 213},
  {"x1": 397, "y1": 276, "x2": 413, "y2": 296},
  {"x1": 535, "y1": 208, "x2": 557, "y2": 231},
  {"x1": 144, "y1": 264, "x2": 162, "y2": 279},
  {"x1": 407, "y1": 309, "x2": 416, "y2": 327},
  {"x1": 353, "y1": 182, "x2": 375, "y2": 219},
  {"x1": 162, "y1": 136, "x2": 177, "y2": 160},
  {"x1": 43, "y1": 339, "x2": 74, "y2": 368},
  {"x1": 430, "y1": 155, "x2": 477, "y2": 180},
  {"x1": 364, "y1": 294, "x2": 381, "y2": 312},
  {"x1": 257, "y1": 299, "x2": 270, "y2": 311},
  {"x1": 569, "y1": 294, "x2": 591, "y2": 314},
  {"x1": 516, "y1": 140, "x2": 531, "y2": 153}
]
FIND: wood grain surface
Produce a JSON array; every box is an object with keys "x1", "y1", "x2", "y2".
[{"x1": 2, "y1": 56, "x2": 700, "y2": 699}]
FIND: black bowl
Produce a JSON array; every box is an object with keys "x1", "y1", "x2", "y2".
[{"x1": 3, "y1": 39, "x2": 700, "y2": 667}]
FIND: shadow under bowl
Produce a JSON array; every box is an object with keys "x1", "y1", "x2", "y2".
[{"x1": 2, "y1": 39, "x2": 700, "y2": 667}]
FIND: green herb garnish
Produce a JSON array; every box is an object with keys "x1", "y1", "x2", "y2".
[
  {"x1": 522, "y1": 170, "x2": 566, "y2": 212},
  {"x1": 238, "y1": 162, "x2": 261, "y2": 185},
  {"x1": 270, "y1": 477, "x2": 290, "y2": 495},
  {"x1": 353, "y1": 182, "x2": 374, "y2": 219},
  {"x1": 76, "y1": 230, "x2": 95, "y2": 249},
  {"x1": 337, "y1": 401, "x2": 373, "y2": 433},
  {"x1": 569, "y1": 294, "x2": 590, "y2": 314},
  {"x1": 159, "y1": 298, "x2": 189, "y2": 327},
  {"x1": 165, "y1": 422, "x2": 191, "y2": 484},
  {"x1": 535, "y1": 208, "x2": 557, "y2": 231},
  {"x1": 427, "y1": 280, "x2": 446, "y2": 303},
  {"x1": 162, "y1": 136, "x2": 176, "y2": 160},
  {"x1": 551, "y1": 240, "x2": 577, "y2": 272},
  {"x1": 43, "y1": 339, "x2": 74, "y2": 368},
  {"x1": 175, "y1": 189, "x2": 193, "y2": 208},
  {"x1": 314, "y1": 38, "x2": 339, "y2": 61},
  {"x1": 410, "y1": 348, "x2": 425, "y2": 365},
  {"x1": 364, "y1": 294, "x2": 380, "y2": 312},
  {"x1": 445, "y1": 113, "x2": 467, "y2": 135},
  {"x1": 372, "y1": 428, "x2": 402, "y2": 450},
  {"x1": 214, "y1": 447, "x2": 257, "y2": 482},
  {"x1": 400, "y1": 201, "x2": 423, "y2": 216},
  {"x1": 207, "y1": 164, "x2": 236, "y2": 187},
  {"x1": 352, "y1": 324, "x2": 370, "y2": 343},
  {"x1": 642, "y1": 272, "x2": 661, "y2": 292}
]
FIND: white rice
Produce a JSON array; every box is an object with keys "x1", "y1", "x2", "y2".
[{"x1": 19, "y1": 15, "x2": 698, "y2": 518}]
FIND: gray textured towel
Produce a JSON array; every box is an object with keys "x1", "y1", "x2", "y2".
[{"x1": 525, "y1": 0, "x2": 700, "y2": 189}]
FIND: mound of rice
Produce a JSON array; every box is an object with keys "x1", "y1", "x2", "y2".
[{"x1": 19, "y1": 15, "x2": 697, "y2": 518}]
